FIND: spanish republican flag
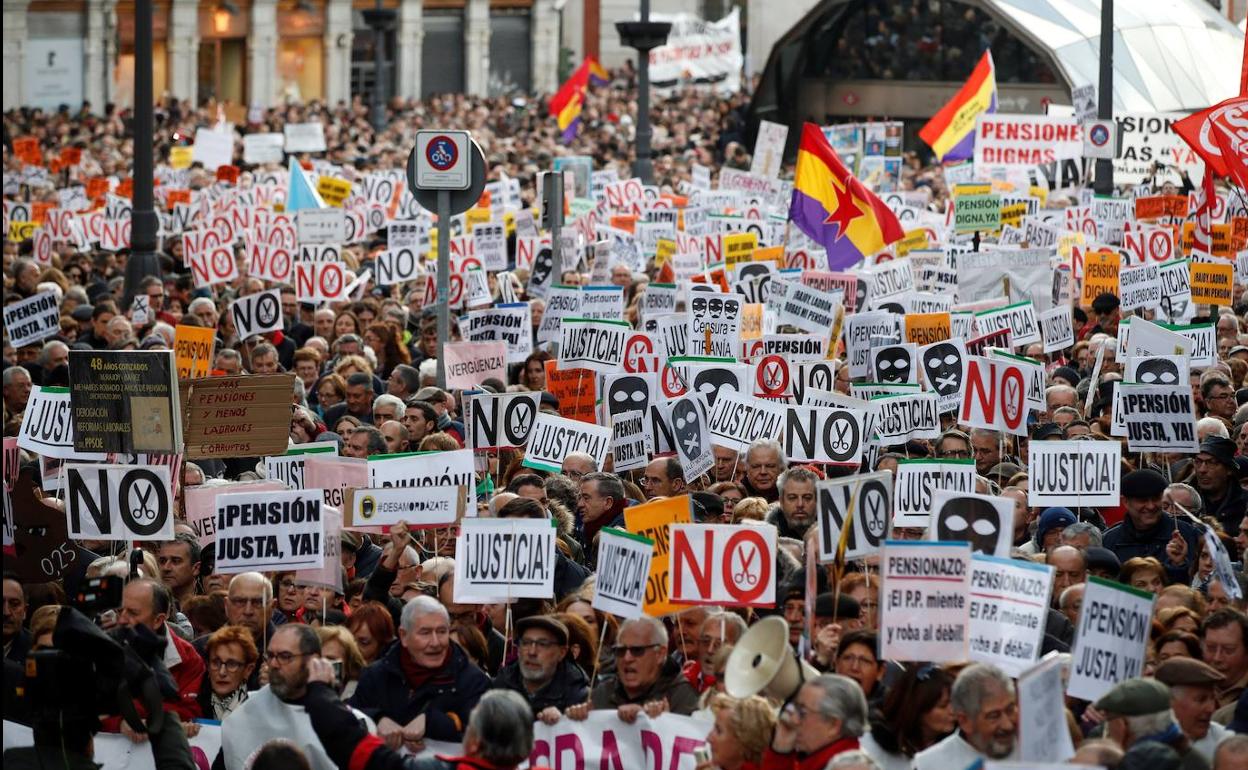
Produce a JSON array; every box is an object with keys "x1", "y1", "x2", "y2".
[
  {"x1": 790, "y1": 123, "x2": 904, "y2": 270},
  {"x1": 548, "y1": 57, "x2": 609, "y2": 143},
  {"x1": 919, "y1": 50, "x2": 997, "y2": 162}
]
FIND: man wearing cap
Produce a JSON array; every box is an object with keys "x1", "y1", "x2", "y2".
[
  {"x1": 1156, "y1": 658, "x2": 1229, "y2": 762},
  {"x1": 490, "y1": 616, "x2": 588, "y2": 722},
  {"x1": 1103, "y1": 470, "x2": 1201, "y2": 585},
  {"x1": 1193, "y1": 437, "x2": 1247, "y2": 535},
  {"x1": 1095, "y1": 678, "x2": 1209, "y2": 770}
]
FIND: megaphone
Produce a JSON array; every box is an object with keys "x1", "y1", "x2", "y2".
[{"x1": 725, "y1": 616, "x2": 820, "y2": 701}]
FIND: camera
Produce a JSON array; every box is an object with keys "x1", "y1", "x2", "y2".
[{"x1": 68, "y1": 575, "x2": 124, "y2": 622}]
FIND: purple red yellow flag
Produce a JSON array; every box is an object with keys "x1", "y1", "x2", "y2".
[
  {"x1": 918, "y1": 50, "x2": 997, "y2": 162},
  {"x1": 548, "y1": 58, "x2": 609, "y2": 143},
  {"x1": 789, "y1": 123, "x2": 904, "y2": 270}
]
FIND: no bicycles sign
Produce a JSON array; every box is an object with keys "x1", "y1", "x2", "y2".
[{"x1": 413, "y1": 130, "x2": 470, "y2": 190}]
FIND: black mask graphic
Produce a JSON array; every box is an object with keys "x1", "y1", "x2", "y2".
[
  {"x1": 691, "y1": 296, "x2": 708, "y2": 316},
  {"x1": 723, "y1": 298, "x2": 740, "y2": 318},
  {"x1": 530, "y1": 246, "x2": 553, "y2": 287},
  {"x1": 608, "y1": 376, "x2": 651, "y2": 420},
  {"x1": 935, "y1": 496, "x2": 1003, "y2": 555},
  {"x1": 672, "y1": 399, "x2": 703, "y2": 459},
  {"x1": 1136, "y1": 358, "x2": 1180, "y2": 386},
  {"x1": 854, "y1": 281, "x2": 867, "y2": 311},
  {"x1": 923, "y1": 342, "x2": 963, "y2": 396},
  {"x1": 693, "y1": 368, "x2": 739, "y2": 409},
  {"x1": 873, "y1": 345, "x2": 914, "y2": 384}
]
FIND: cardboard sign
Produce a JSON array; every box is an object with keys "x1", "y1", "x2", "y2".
[
  {"x1": 467, "y1": 392, "x2": 541, "y2": 449},
  {"x1": 521, "y1": 412, "x2": 611, "y2": 473},
  {"x1": 180, "y1": 374, "x2": 296, "y2": 459},
  {"x1": 559, "y1": 318, "x2": 630, "y2": 373},
  {"x1": 880, "y1": 540, "x2": 972, "y2": 662},
  {"x1": 1191, "y1": 260, "x2": 1234, "y2": 305},
  {"x1": 959, "y1": 356, "x2": 1029, "y2": 436},
  {"x1": 872, "y1": 392, "x2": 940, "y2": 443},
  {"x1": 929, "y1": 489, "x2": 1013, "y2": 557},
  {"x1": 593, "y1": 528, "x2": 655, "y2": 619},
  {"x1": 975, "y1": 301, "x2": 1040, "y2": 347},
  {"x1": 625, "y1": 495, "x2": 693, "y2": 616},
  {"x1": 1029, "y1": 440, "x2": 1122, "y2": 507},
  {"x1": 214, "y1": 489, "x2": 325, "y2": 574},
  {"x1": 776, "y1": 281, "x2": 842, "y2": 335},
  {"x1": 707, "y1": 391, "x2": 785, "y2": 452},
  {"x1": 1120, "y1": 383, "x2": 1198, "y2": 453},
  {"x1": 69, "y1": 350, "x2": 181, "y2": 454},
  {"x1": 543, "y1": 362, "x2": 596, "y2": 423},
  {"x1": 1018, "y1": 654, "x2": 1078, "y2": 763},
  {"x1": 346, "y1": 485, "x2": 464, "y2": 529},
  {"x1": 816, "y1": 471, "x2": 893, "y2": 563},
  {"x1": 230, "y1": 289, "x2": 283, "y2": 340},
  {"x1": 64, "y1": 463, "x2": 174, "y2": 541},
  {"x1": 893, "y1": 458, "x2": 976, "y2": 529},
  {"x1": 464, "y1": 303, "x2": 533, "y2": 364},
  {"x1": 443, "y1": 341, "x2": 507, "y2": 390},
  {"x1": 454, "y1": 518, "x2": 556, "y2": 602},
  {"x1": 173, "y1": 325, "x2": 215, "y2": 380},
  {"x1": 1039, "y1": 306, "x2": 1074, "y2": 353},
  {"x1": 610, "y1": 409, "x2": 651, "y2": 473},
  {"x1": 670, "y1": 523, "x2": 777, "y2": 607},
  {"x1": 968, "y1": 554, "x2": 1054, "y2": 676},
  {"x1": 3, "y1": 291, "x2": 60, "y2": 347},
  {"x1": 1067, "y1": 576, "x2": 1155, "y2": 701},
  {"x1": 263, "y1": 441, "x2": 337, "y2": 490}
]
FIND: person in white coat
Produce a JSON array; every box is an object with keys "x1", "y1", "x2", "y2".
[{"x1": 911, "y1": 664, "x2": 1017, "y2": 770}]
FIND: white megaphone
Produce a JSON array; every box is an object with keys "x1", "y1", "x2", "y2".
[{"x1": 725, "y1": 616, "x2": 820, "y2": 701}]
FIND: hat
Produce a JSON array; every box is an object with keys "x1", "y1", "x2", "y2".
[
  {"x1": 1230, "y1": 346, "x2": 1248, "y2": 359},
  {"x1": 1122, "y1": 469, "x2": 1167, "y2": 499},
  {"x1": 1198, "y1": 436, "x2": 1239, "y2": 473},
  {"x1": 1036, "y1": 507, "x2": 1077, "y2": 544},
  {"x1": 988, "y1": 462, "x2": 1022, "y2": 481},
  {"x1": 1085, "y1": 546, "x2": 1121, "y2": 575},
  {"x1": 1154, "y1": 658, "x2": 1224, "y2": 687},
  {"x1": 1118, "y1": 742, "x2": 1182, "y2": 770},
  {"x1": 514, "y1": 616, "x2": 569, "y2": 646},
  {"x1": 1052, "y1": 366, "x2": 1080, "y2": 387},
  {"x1": 70, "y1": 304, "x2": 94, "y2": 323},
  {"x1": 139, "y1": 336, "x2": 166, "y2": 350},
  {"x1": 814, "y1": 592, "x2": 861, "y2": 620},
  {"x1": 692, "y1": 492, "x2": 724, "y2": 522},
  {"x1": 340, "y1": 531, "x2": 362, "y2": 553},
  {"x1": 1032, "y1": 423, "x2": 1064, "y2": 441},
  {"x1": 1094, "y1": 677, "x2": 1171, "y2": 716}
]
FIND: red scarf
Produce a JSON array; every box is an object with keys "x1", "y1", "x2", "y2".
[{"x1": 398, "y1": 645, "x2": 450, "y2": 689}]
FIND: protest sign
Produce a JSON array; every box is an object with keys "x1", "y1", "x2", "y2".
[
  {"x1": 844, "y1": 311, "x2": 897, "y2": 378},
  {"x1": 930, "y1": 489, "x2": 1013, "y2": 556},
  {"x1": 974, "y1": 301, "x2": 1040, "y2": 347},
  {"x1": 346, "y1": 484, "x2": 465, "y2": 528},
  {"x1": 1120, "y1": 383, "x2": 1198, "y2": 453},
  {"x1": 180, "y1": 374, "x2": 295, "y2": 459},
  {"x1": 522, "y1": 412, "x2": 611, "y2": 473},
  {"x1": 1039, "y1": 306, "x2": 1074, "y2": 353},
  {"x1": 670, "y1": 523, "x2": 777, "y2": 607},
  {"x1": 1081, "y1": 249, "x2": 1119, "y2": 306},
  {"x1": 893, "y1": 458, "x2": 976, "y2": 529},
  {"x1": 242, "y1": 132, "x2": 284, "y2": 164},
  {"x1": 776, "y1": 281, "x2": 842, "y2": 335},
  {"x1": 1017, "y1": 653, "x2": 1078, "y2": 763},
  {"x1": 880, "y1": 540, "x2": 972, "y2": 662},
  {"x1": 368, "y1": 449, "x2": 475, "y2": 492},
  {"x1": 1191, "y1": 260, "x2": 1234, "y2": 305},
  {"x1": 1118, "y1": 262, "x2": 1161, "y2": 311},
  {"x1": 580, "y1": 285, "x2": 626, "y2": 320},
  {"x1": 173, "y1": 324, "x2": 214, "y2": 380},
  {"x1": 783, "y1": 405, "x2": 864, "y2": 466},
  {"x1": 465, "y1": 303, "x2": 533, "y2": 363},
  {"x1": 1067, "y1": 576, "x2": 1155, "y2": 701},
  {"x1": 296, "y1": 208, "x2": 344, "y2": 244},
  {"x1": 454, "y1": 517, "x2": 556, "y2": 602},
  {"x1": 467, "y1": 391, "x2": 541, "y2": 449},
  {"x1": 559, "y1": 318, "x2": 630, "y2": 373},
  {"x1": 960, "y1": 356, "x2": 1029, "y2": 436},
  {"x1": 538, "y1": 286, "x2": 582, "y2": 345},
  {"x1": 816, "y1": 471, "x2": 893, "y2": 562},
  {"x1": 665, "y1": 392, "x2": 714, "y2": 481},
  {"x1": 917, "y1": 339, "x2": 967, "y2": 415},
  {"x1": 214, "y1": 489, "x2": 326, "y2": 573},
  {"x1": 761, "y1": 334, "x2": 826, "y2": 361},
  {"x1": 183, "y1": 480, "x2": 287, "y2": 545},
  {"x1": 954, "y1": 194, "x2": 1002, "y2": 232},
  {"x1": 528, "y1": 712, "x2": 707, "y2": 770},
  {"x1": 64, "y1": 463, "x2": 174, "y2": 541},
  {"x1": 1028, "y1": 440, "x2": 1122, "y2": 507},
  {"x1": 444, "y1": 341, "x2": 508, "y2": 389},
  {"x1": 191, "y1": 127, "x2": 234, "y2": 171},
  {"x1": 609, "y1": 409, "x2": 651, "y2": 473},
  {"x1": 2, "y1": 291, "x2": 59, "y2": 347},
  {"x1": 593, "y1": 528, "x2": 655, "y2": 619},
  {"x1": 751, "y1": 120, "x2": 789, "y2": 178},
  {"x1": 625, "y1": 495, "x2": 693, "y2": 616},
  {"x1": 283, "y1": 122, "x2": 327, "y2": 152},
  {"x1": 904, "y1": 313, "x2": 952, "y2": 346},
  {"x1": 302, "y1": 454, "x2": 368, "y2": 517},
  {"x1": 707, "y1": 391, "x2": 785, "y2": 452},
  {"x1": 687, "y1": 292, "x2": 742, "y2": 358},
  {"x1": 264, "y1": 441, "x2": 337, "y2": 490},
  {"x1": 295, "y1": 506, "x2": 342, "y2": 592},
  {"x1": 968, "y1": 554, "x2": 1054, "y2": 676},
  {"x1": 872, "y1": 392, "x2": 940, "y2": 443},
  {"x1": 871, "y1": 343, "x2": 918, "y2": 384},
  {"x1": 294, "y1": 260, "x2": 347, "y2": 303},
  {"x1": 544, "y1": 362, "x2": 596, "y2": 423},
  {"x1": 69, "y1": 350, "x2": 180, "y2": 454},
  {"x1": 230, "y1": 289, "x2": 283, "y2": 340}
]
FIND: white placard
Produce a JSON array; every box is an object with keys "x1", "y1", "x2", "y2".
[
  {"x1": 1067, "y1": 576, "x2": 1155, "y2": 701},
  {"x1": 453, "y1": 517, "x2": 556, "y2": 602}
]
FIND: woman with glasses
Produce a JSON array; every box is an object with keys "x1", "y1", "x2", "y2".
[{"x1": 198, "y1": 624, "x2": 259, "y2": 721}]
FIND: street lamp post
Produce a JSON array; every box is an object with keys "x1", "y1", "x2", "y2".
[
  {"x1": 123, "y1": 0, "x2": 161, "y2": 309},
  {"x1": 1094, "y1": 0, "x2": 1114, "y2": 195},
  {"x1": 616, "y1": 0, "x2": 670, "y2": 185}
]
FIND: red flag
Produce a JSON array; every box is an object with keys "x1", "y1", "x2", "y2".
[{"x1": 1173, "y1": 96, "x2": 1248, "y2": 189}]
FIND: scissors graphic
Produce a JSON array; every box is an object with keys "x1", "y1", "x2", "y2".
[{"x1": 733, "y1": 547, "x2": 759, "y2": 587}]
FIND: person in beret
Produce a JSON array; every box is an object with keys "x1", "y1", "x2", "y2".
[
  {"x1": 1193, "y1": 436, "x2": 1247, "y2": 536},
  {"x1": 1155, "y1": 658, "x2": 1228, "y2": 761},
  {"x1": 1103, "y1": 470, "x2": 1202, "y2": 585},
  {"x1": 1095, "y1": 677, "x2": 1209, "y2": 770}
]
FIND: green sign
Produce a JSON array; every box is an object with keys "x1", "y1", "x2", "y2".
[{"x1": 954, "y1": 193, "x2": 1003, "y2": 233}]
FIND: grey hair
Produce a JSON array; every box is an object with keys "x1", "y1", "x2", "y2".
[
  {"x1": 38, "y1": 340, "x2": 68, "y2": 366},
  {"x1": 1197, "y1": 416, "x2": 1230, "y2": 439},
  {"x1": 400, "y1": 594, "x2": 449, "y2": 632},
  {"x1": 950, "y1": 663, "x2": 1014, "y2": 719},
  {"x1": 702, "y1": 612, "x2": 748, "y2": 639},
  {"x1": 373, "y1": 394, "x2": 406, "y2": 416},
  {"x1": 745, "y1": 439, "x2": 787, "y2": 468},
  {"x1": 806, "y1": 674, "x2": 868, "y2": 738},
  {"x1": 1122, "y1": 709, "x2": 1176, "y2": 737},
  {"x1": 1059, "y1": 583, "x2": 1085, "y2": 611},
  {"x1": 1215, "y1": 735, "x2": 1248, "y2": 765},
  {"x1": 777, "y1": 466, "x2": 819, "y2": 497},
  {"x1": 217, "y1": 348, "x2": 243, "y2": 364},
  {"x1": 228, "y1": 571, "x2": 274, "y2": 604},
  {"x1": 465, "y1": 690, "x2": 535, "y2": 766},
  {"x1": 2, "y1": 366, "x2": 29, "y2": 386},
  {"x1": 826, "y1": 750, "x2": 881, "y2": 770},
  {"x1": 1060, "y1": 522, "x2": 1103, "y2": 548},
  {"x1": 188, "y1": 297, "x2": 217, "y2": 315},
  {"x1": 620, "y1": 615, "x2": 668, "y2": 648},
  {"x1": 1045, "y1": 383, "x2": 1077, "y2": 401},
  {"x1": 1166, "y1": 482, "x2": 1204, "y2": 516}
]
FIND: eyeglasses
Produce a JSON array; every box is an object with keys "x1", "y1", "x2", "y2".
[
  {"x1": 265, "y1": 650, "x2": 308, "y2": 665},
  {"x1": 209, "y1": 658, "x2": 247, "y2": 673},
  {"x1": 612, "y1": 643, "x2": 661, "y2": 659},
  {"x1": 518, "y1": 638, "x2": 561, "y2": 650},
  {"x1": 279, "y1": 580, "x2": 298, "y2": 591}
]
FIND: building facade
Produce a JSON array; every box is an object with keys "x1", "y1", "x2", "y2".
[{"x1": 2, "y1": 0, "x2": 562, "y2": 111}]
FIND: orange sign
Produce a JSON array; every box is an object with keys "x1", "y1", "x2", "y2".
[
  {"x1": 1134, "y1": 195, "x2": 1188, "y2": 220},
  {"x1": 543, "y1": 361, "x2": 596, "y2": 424},
  {"x1": 13, "y1": 136, "x2": 41, "y2": 166},
  {"x1": 625, "y1": 495, "x2": 693, "y2": 617}
]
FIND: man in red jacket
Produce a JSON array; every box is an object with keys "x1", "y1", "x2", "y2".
[
  {"x1": 763, "y1": 674, "x2": 866, "y2": 770},
  {"x1": 106, "y1": 577, "x2": 205, "y2": 739}
]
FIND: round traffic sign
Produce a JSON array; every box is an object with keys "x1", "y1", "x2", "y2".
[
  {"x1": 425, "y1": 135, "x2": 460, "y2": 171},
  {"x1": 1088, "y1": 123, "x2": 1111, "y2": 147},
  {"x1": 407, "y1": 138, "x2": 488, "y2": 216}
]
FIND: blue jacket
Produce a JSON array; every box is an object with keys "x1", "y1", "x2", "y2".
[
  {"x1": 349, "y1": 641, "x2": 489, "y2": 740},
  {"x1": 1102, "y1": 514, "x2": 1201, "y2": 585}
]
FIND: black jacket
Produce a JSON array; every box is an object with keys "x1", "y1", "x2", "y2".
[
  {"x1": 349, "y1": 641, "x2": 490, "y2": 740},
  {"x1": 1103, "y1": 514, "x2": 1202, "y2": 585},
  {"x1": 1204, "y1": 482, "x2": 1248, "y2": 539},
  {"x1": 491, "y1": 658, "x2": 589, "y2": 713},
  {"x1": 589, "y1": 656, "x2": 700, "y2": 714}
]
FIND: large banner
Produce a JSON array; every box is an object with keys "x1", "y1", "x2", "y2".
[
  {"x1": 649, "y1": 9, "x2": 743, "y2": 96},
  {"x1": 528, "y1": 712, "x2": 708, "y2": 770}
]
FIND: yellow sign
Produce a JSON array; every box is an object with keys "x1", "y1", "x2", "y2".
[
  {"x1": 173, "y1": 324, "x2": 216, "y2": 380},
  {"x1": 1081, "y1": 250, "x2": 1120, "y2": 307},
  {"x1": 905, "y1": 312, "x2": 952, "y2": 345},
  {"x1": 169, "y1": 146, "x2": 193, "y2": 170},
  {"x1": 625, "y1": 496, "x2": 693, "y2": 617},
  {"x1": 1181, "y1": 222, "x2": 1233, "y2": 258},
  {"x1": 754, "y1": 245, "x2": 785, "y2": 267},
  {"x1": 465, "y1": 207, "x2": 492, "y2": 229},
  {"x1": 655, "y1": 238, "x2": 676, "y2": 267},
  {"x1": 1191, "y1": 261, "x2": 1234, "y2": 306},
  {"x1": 722, "y1": 232, "x2": 758, "y2": 268},
  {"x1": 1057, "y1": 231, "x2": 1086, "y2": 261},
  {"x1": 1000, "y1": 203, "x2": 1029, "y2": 229},
  {"x1": 7, "y1": 221, "x2": 35, "y2": 242},
  {"x1": 953, "y1": 183, "x2": 992, "y2": 198},
  {"x1": 740, "y1": 304, "x2": 763, "y2": 340},
  {"x1": 316, "y1": 177, "x2": 353, "y2": 208},
  {"x1": 896, "y1": 229, "x2": 930, "y2": 256}
]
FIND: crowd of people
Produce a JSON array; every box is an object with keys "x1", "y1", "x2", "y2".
[{"x1": 2, "y1": 48, "x2": 1248, "y2": 770}]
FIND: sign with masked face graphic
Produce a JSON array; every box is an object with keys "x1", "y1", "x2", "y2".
[
  {"x1": 929, "y1": 489, "x2": 1013, "y2": 557},
  {"x1": 687, "y1": 292, "x2": 743, "y2": 358},
  {"x1": 1125, "y1": 355, "x2": 1188, "y2": 389},
  {"x1": 664, "y1": 392, "x2": 714, "y2": 482},
  {"x1": 919, "y1": 339, "x2": 967, "y2": 415},
  {"x1": 871, "y1": 343, "x2": 919, "y2": 385}
]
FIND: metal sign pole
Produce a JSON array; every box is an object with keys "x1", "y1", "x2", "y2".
[
  {"x1": 436, "y1": 190, "x2": 451, "y2": 390},
  {"x1": 548, "y1": 174, "x2": 565, "y2": 287}
]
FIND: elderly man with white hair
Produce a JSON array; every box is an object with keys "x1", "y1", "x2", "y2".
[
  {"x1": 566, "y1": 615, "x2": 699, "y2": 722},
  {"x1": 913, "y1": 663, "x2": 1018, "y2": 769},
  {"x1": 765, "y1": 673, "x2": 868, "y2": 770}
]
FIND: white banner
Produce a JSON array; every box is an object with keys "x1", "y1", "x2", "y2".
[
  {"x1": 881, "y1": 540, "x2": 972, "y2": 663},
  {"x1": 1028, "y1": 440, "x2": 1122, "y2": 507},
  {"x1": 214, "y1": 489, "x2": 326, "y2": 573},
  {"x1": 968, "y1": 554, "x2": 1054, "y2": 676},
  {"x1": 522, "y1": 412, "x2": 612, "y2": 473},
  {"x1": 649, "y1": 8, "x2": 743, "y2": 96},
  {"x1": 1067, "y1": 576, "x2": 1155, "y2": 701},
  {"x1": 454, "y1": 517, "x2": 556, "y2": 602}
]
